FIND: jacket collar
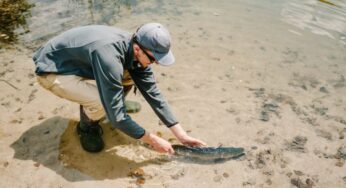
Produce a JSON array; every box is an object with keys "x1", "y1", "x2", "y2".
[{"x1": 124, "y1": 35, "x2": 136, "y2": 70}]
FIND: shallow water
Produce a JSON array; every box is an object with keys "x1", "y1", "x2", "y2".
[{"x1": 9, "y1": 0, "x2": 346, "y2": 49}]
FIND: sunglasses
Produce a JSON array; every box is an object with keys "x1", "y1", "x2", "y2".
[{"x1": 133, "y1": 37, "x2": 157, "y2": 64}]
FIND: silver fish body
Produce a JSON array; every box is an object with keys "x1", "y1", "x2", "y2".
[{"x1": 172, "y1": 145, "x2": 245, "y2": 161}]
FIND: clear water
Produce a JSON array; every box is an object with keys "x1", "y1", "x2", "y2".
[{"x1": 14, "y1": 0, "x2": 346, "y2": 49}]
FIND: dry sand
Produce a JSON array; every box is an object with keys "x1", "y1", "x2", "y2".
[{"x1": 1, "y1": 0, "x2": 346, "y2": 187}]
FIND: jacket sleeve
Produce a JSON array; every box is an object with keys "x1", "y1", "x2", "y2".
[
  {"x1": 91, "y1": 44, "x2": 145, "y2": 139},
  {"x1": 129, "y1": 65, "x2": 178, "y2": 127}
]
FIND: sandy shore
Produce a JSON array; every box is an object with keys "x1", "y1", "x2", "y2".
[{"x1": 1, "y1": 1, "x2": 346, "y2": 187}]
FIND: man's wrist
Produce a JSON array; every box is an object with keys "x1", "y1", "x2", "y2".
[
  {"x1": 139, "y1": 132, "x2": 157, "y2": 145},
  {"x1": 167, "y1": 122, "x2": 179, "y2": 128},
  {"x1": 139, "y1": 131, "x2": 150, "y2": 142},
  {"x1": 137, "y1": 130, "x2": 146, "y2": 139},
  {"x1": 169, "y1": 123, "x2": 188, "y2": 139}
]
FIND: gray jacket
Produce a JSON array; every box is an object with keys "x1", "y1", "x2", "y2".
[{"x1": 33, "y1": 25, "x2": 178, "y2": 139}]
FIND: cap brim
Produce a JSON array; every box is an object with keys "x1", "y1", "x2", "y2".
[{"x1": 153, "y1": 50, "x2": 175, "y2": 66}]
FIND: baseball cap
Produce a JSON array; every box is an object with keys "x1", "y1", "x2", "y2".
[{"x1": 134, "y1": 23, "x2": 175, "y2": 66}]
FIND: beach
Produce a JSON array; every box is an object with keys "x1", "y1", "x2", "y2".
[{"x1": 0, "y1": 0, "x2": 346, "y2": 187}]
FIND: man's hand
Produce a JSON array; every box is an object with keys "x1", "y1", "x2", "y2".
[
  {"x1": 140, "y1": 132, "x2": 174, "y2": 154},
  {"x1": 177, "y1": 135, "x2": 206, "y2": 147},
  {"x1": 169, "y1": 123, "x2": 206, "y2": 147}
]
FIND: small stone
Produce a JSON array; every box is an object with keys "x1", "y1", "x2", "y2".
[
  {"x1": 156, "y1": 131, "x2": 162, "y2": 137},
  {"x1": 222, "y1": 172, "x2": 229, "y2": 178},
  {"x1": 10, "y1": 119, "x2": 22, "y2": 124},
  {"x1": 335, "y1": 160, "x2": 344, "y2": 167},
  {"x1": 319, "y1": 87, "x2": 328, "y2": 93},
  {"x1": 136, "y1": 177, "x2": 145, "y2": 185},
  {"x1": 128, "y1": 168, "x2": 145, "y2": 178},
  {"x1": 306, "y1": 178, "x2": 314, "y2": 187},
  {"x1": 260, "y1": 111, "x2": 269, "y2": 121},
  {"x1": 34, "y1": 162, "x2": 40, "y2": 167},
  {"x1": 294, "y1": 170, "x2": 304, "y2": 176},
  {"x1": 337, "y1": 146, "x2": 346, "y2": 159},
  {"x1": 38, "y1": 114, "x2": 45, "y2": 120},
  {"x1": 286, "y1": 172, "x2": 293, "y2": 178},
  {"x1": 251, "y1": 146, "x2": 258, "y2": 150},
  {"x1": 3, "y1": 161, "x2": 9, "y2": 167},
  {"x1": 291, "y1": 177, "x2": 304, "y2": 188}
]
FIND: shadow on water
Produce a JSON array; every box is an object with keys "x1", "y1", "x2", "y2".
[
  {"x1": 0, "y1": 0, "x2": 33, "y2": 44},
  {"x1": 10, "y1": 116, "x2": 165, "y2": 181}
]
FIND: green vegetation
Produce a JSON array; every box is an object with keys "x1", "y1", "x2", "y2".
[{"x1": 0, "y1": 0, "x2": 33, "y2": 43}]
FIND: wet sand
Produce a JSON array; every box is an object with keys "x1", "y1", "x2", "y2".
[{"x1": 1, "y1": 0, "x2": 346, "y2": 187}]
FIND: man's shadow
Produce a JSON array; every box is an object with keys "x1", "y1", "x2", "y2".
[{"x1": 10, "y1": 116, "x2": 163, "y2": 181}]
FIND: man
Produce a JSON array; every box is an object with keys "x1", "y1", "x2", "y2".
[{"x1": 32, "y1": 23, "x2": 206, "y2": 153}]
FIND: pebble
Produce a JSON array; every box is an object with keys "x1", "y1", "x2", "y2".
[
  {"x1": 335, "y1": 160, "x2": 344, "y2": 167},
  {"x1": 337, "y1": 146, "x2": 346, "y2": 159},
  {"x1": 294, "y1": 170, "x2": 304, "y2": 176},
  {"x1": 319, "y1": 86, "x2": 329, "y2": 93},
  {"x1": 38, "y1": 114, "x2": 45, "y2": 120}
]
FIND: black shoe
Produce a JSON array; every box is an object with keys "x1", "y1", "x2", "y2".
[{"x1": 76, "y1": 122, "x2": 104, "y2": 153}]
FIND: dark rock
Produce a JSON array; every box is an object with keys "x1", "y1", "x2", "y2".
[
  {"x1": 285, "y1": 136, "x2": 307, "y2": 153},
  {"x1": 319, "y1": 87, "x2": 328, "y2": 93},
  {"x1": 337, "y1": 146, "x2": 346, "y2": 160},
  {"x1": 260, "y1": 111, "x2": 269, "y2": 121}
]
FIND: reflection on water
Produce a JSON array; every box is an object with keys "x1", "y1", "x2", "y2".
[
  {"x1": 281, "y1": 0, "x2": 346, "y2": 44},
  {"x1": 0, "y1": 0, "x2": 33, "y2": 43}
]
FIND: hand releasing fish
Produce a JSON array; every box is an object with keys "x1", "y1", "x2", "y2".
[{"x1": 172, "y1": 145, "x2": 245, "y2": 161}]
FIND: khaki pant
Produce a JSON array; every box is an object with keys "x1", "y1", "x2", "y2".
[{"x1": 37, "y1": 70, "x2": 133, "y2": 121}]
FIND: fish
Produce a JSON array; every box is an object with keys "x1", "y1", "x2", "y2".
[{"x1": 172, "y1": 145, "x2": 245, "y2": 161}]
